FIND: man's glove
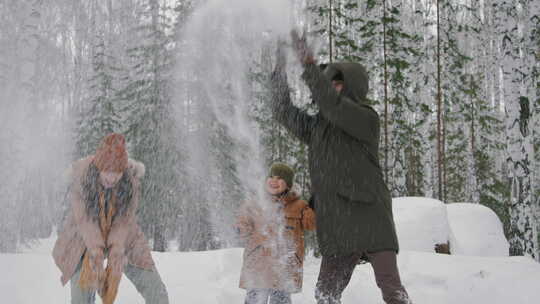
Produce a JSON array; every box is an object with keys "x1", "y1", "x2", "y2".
[{"x1": 291, "y1": 29, "x2": 316, "y2": 65}]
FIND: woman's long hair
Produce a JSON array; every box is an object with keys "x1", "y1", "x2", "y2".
[{"x1": 81, "y1": 163, "x2": 133, "y2": 221}]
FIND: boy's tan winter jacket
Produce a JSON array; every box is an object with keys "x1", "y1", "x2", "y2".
[{"x1": 236, "y1": 192, "x2": 316, "y2": 293}]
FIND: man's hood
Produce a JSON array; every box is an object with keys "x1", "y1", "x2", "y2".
[{"x1": 322, "y1": 62, "x2": 369, "y2": 104}]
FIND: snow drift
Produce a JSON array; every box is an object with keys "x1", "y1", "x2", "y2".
[
  {"x1": 2, "y1": 247, "x2": 539, "y2": 304},
  {"x1": 2, "y1": 197, "x2": 530, "y2": 304},
  {"x1": 393, "y1": 197, "x2": 509, "y2": 257}
]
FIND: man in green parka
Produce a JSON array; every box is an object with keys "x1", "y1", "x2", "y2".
[{"x1": 270, "y1": 31, "x2": 411, "y2": 304}]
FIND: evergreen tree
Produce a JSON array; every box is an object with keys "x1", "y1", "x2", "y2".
[
  {"x1": 121, "y1": 0, "x2": 181, "y2": 252},
  {"x1": 0, "y1": 0, "x2": 66, "y2": 251},
  {"x1": 404, "y1": 0, "x2": 435, "y2": 197},
  {"x1": 76, "y1": 33, "x2": 122, "y2": 157},
  {"x1": 382, "y1": 1, "x2": 424, "y2": 197},
  {"x1": 464, "y1": 0, "x2": 510, "y2": 234},
  {"x1": 0, "y1": 128, "x2": 21, "y2": 252},
  {"x1": 440, "y1": 0, "x2": 476, "y2": 203}
]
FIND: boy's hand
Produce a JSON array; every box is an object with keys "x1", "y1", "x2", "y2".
[{"x1": 291, "y1": 29, "x2": 316, "y2": 65}]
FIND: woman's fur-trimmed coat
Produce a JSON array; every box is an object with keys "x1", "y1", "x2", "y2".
[{"x1": 52, "y1": 156, "x2": 154, "y2": 286}]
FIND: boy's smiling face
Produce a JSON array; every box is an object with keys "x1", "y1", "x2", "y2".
[{"x1": 266, "y1": 176, "x2": 288, "y2": 195}]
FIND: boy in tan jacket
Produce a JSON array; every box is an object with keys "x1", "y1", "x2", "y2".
[{"x1": 236, "y1": 163, "x2": 316, "y2": 304}]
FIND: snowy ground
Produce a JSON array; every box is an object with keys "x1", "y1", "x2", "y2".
[{"x1": 2, "y1": 198, "x2": 540, "y2": 303}]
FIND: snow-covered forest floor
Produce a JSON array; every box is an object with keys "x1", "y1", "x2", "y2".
[
  {"x1": 2, "y1": 240, "x2": 539, "y2": 303},
  {"x1": 2, "y1": 197, "x2": 540, "y2": 304}
]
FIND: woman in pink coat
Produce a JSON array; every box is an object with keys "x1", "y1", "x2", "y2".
[{"x1": 52, "y1": 133, "x2": 168, "y2": 304}]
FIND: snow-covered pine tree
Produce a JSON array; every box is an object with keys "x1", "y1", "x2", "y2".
[
  {"x1": 76, "y1": 33, "x2": 122, "y2": 157},
  {"x1": 121, "y1": 0, "x2": 181, "y2": 252},
  {"x1": 168, "y1": 0, "x2": 217, "y2": 251},
  {"x1": 0, "y1": 1, "x2": 26, "y2": 252},
  {"x1": 0, "y1": 0, "x2": 75, "y2": 250},
  {"x1": 383, "y1": 0, "x2": 424, "y2": 197},
  {"x1": 434, "y1": 0, "x2": 446, "y2": 201},
  {"x1": 439, "y1": 0, "x2": 476, "y2": 203},
  {"x1": 406, "y1": 0, "x2": 435, "y2": 197},
  {"x1": 462, "y1": 0, "x2": 510, "y2": 235},
  {"x1": 0, "y1": 128, "x2": 21, "y2": 252}
]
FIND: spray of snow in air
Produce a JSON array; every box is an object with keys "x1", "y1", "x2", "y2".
[{"x1": 174, "y1": 0, "x2": 304, "y2": 254}]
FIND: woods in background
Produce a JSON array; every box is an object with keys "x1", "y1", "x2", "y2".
[{"x1": 0, "y1": 0, "x2": 538, "y2": 260}]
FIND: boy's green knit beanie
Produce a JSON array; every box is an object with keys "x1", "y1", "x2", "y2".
[{"x1": 269, "y1": 163, "x2": 295, "y2": 188}]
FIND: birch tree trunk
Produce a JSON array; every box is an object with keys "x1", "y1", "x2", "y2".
[{"x1": 497, "y1": 0, "x2": 538, "y2": 259}]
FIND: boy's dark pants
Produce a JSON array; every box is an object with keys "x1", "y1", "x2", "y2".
[
  {"x1": 315, "y1": 251, "x2": 411, "y2": 304},
  {"x1": 245, "y1": 289, "x2": 291, "y2": 304}
]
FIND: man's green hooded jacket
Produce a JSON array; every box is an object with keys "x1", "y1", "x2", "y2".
[{"x1": 271, "y1": 61, "x2": 399, "y2": 256}]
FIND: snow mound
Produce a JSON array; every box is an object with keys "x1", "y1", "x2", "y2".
[
  {"x1": 392, "y1": 198, "x2": 509, "y2": 257},
  {"x1": 447, "y1": 203, "x2": 509, "y2": 257},
  {"x1": 2, "y1": 245, "x2": 540, "y2": 304},
  {"x1": 393, "y1": 197, "x2": 450, "y2": 252}
]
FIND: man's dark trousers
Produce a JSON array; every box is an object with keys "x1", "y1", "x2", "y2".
[{"x1": 315, "y1": 251, "x2": 410, "y2": 304}]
